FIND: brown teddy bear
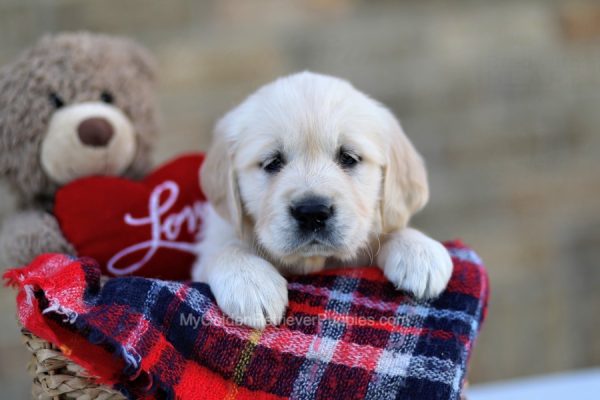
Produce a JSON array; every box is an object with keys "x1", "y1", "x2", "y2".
[{"x1": 0, "y1": 32, "x2": 159, "y2": 266}]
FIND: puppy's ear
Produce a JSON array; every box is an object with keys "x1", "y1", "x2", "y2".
[
  {"x1": 380, "y1": 109, "x2": 429, "y2": 233},
  {"x1": 200, "y1": 124, "x2": 244, "y2": 236}
]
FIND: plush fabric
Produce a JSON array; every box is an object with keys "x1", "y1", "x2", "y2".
[
  {"x1": 5, "y1": 241, "x2": 488, "y2": 400},
  {"x1": 0, "y1": 32, "x2": 160, "y2": 267},
  {"x1": 0, "y1": 32, "x2": 158, "y2": 206},
  {"x1": 0, "y1": 209, "x2": 74, "y2": 266},
  {"x1": 54, "y1": 154, "x2": 205, "y2": 280}
]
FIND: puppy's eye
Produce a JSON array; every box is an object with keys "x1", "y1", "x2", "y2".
[
  {"x1": 49, "y1": 92, "x2": 65, "y2": 109},
  {"x1": 338, "y1": 149, "x2": 361, "y2": 169},
  {"x1": 262, "y1": 153, "x2": 285, "y2": 174},
  {"x1": 100, "y1": 91, "x2": 114, "y2": 104}
]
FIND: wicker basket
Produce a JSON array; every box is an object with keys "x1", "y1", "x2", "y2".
[{"x1": 21, "y1": 327, "x2": 124, "y2": 400}]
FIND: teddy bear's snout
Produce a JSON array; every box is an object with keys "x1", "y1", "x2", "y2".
[
  {"x1": 41, "y1": 101, "x2": 137, "y2": 184},
  {"x1": 77, "y1": 117, "x2": 114, "y2": 147}
]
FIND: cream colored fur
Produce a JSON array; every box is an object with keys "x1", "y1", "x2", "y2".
[{"x1": 193, "y1": 72, "x2": 452, "y2": 329}]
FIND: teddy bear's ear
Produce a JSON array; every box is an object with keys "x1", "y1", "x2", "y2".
[{"x1": 125, "y1": 40, "x2": 157, "y2": 83}]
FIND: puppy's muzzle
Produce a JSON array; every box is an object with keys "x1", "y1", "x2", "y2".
[{"x1": 290, "y1": 196, "x2": 334, "y2": 232}]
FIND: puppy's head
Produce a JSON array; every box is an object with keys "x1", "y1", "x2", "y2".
[{"x1": 202, "y1": 72, "x2": 428, "y2": 273}]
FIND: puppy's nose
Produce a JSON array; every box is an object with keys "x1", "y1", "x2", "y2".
[
  {"x1": 77, "y1": 117, "x2": 114, "y2": 147},
  {"x1": 291, "y1": 197, "x2": 334, "y2": 231}
]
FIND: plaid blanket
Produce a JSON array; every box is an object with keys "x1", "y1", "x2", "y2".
[{"x1": 4, "y1": 240, "x2": 488, "y2": 400}]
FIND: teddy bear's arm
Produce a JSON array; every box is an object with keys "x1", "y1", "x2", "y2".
[{"x1": 0, "y1": 210, "x2": 75, "y2": 266}]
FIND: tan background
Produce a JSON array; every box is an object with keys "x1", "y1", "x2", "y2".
[{"x1": 1, "y1": 0, "x2": 599, "y2": 397}]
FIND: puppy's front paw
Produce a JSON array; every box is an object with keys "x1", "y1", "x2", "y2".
[
  {"x1": 208, "y1": 253, "x2": 288, "y2": 329},
  {"x1": 379, "y1": 229, "x2": 453, "y2": 299}
]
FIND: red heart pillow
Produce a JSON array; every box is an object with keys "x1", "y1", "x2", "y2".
[{"x1": 54, "y1": 154, "x2": 206, "y2": 280}]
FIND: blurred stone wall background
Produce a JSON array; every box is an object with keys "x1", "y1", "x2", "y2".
[{"x1": 0, "y1": 0, "x2": 599, "y2": 396}]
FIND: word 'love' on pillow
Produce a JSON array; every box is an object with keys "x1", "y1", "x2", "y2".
[{"x1": 55, "y1": 154, "x2": 206, "y2": 279}]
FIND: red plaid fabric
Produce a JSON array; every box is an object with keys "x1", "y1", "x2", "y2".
[{"x1": 4, "y1": 240, "x2": 488, "y2": 400}]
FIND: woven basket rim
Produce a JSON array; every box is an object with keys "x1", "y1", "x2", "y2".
[{"x1": 21, "y1": 326, "x2": 124, "y2": 400}]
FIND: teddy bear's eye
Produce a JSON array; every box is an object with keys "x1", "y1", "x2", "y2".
[
  {"x1": 49, "y1": 92, "x2": 65, "y2": 109},
  {"x1": 100, "y1": 91, "x2": 114, "y2": 104}
]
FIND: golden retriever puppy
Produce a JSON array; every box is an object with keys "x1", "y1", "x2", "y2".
[{"x1": 193, "y1": 72, "x2": 452, "y2": 328}]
